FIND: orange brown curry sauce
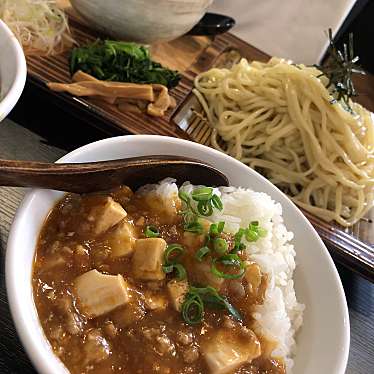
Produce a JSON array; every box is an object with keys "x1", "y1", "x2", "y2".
[{"x1": 32, "y1": 186, "x2": 286, "y2": 374}]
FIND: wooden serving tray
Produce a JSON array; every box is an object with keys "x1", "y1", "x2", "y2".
[{"x1": 25, "y1": 13, "x2": 374, "y2": 280}]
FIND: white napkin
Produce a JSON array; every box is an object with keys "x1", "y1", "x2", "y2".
[{"x1": 209, "y1": 0, "x2": 356, "y2": 64}]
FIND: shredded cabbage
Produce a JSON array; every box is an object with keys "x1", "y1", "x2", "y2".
[{"x1": 0, "y1": 0, "x2": 74, "y2": 55}]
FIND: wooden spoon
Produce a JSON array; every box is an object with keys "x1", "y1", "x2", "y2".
[{"x1": 0, "y1": 156, "x2": 229, "y2": 193}]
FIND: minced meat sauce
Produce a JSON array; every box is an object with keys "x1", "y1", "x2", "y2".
[{"x1": 33, "y1": 186, "x2": 285, "y2": 374}]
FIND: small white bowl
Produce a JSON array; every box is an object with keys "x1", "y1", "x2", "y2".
[
  {"x1": 70, "y1": 0, "x2": 213, "y2": 44},
  {"x1": 0, "y1": 20, "x2": 26, "y2": 122},
  {"x1": 6, "y1": 136, "x2": 349, "y2": 374}
]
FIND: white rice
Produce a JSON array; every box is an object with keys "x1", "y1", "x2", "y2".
[{"x1": 139, "y1": 179, "x2": 304, "y2": 372}]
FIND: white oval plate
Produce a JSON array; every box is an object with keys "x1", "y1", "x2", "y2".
[{"x1": 6, "y1": 135, "x2": 349, "y2": 374}]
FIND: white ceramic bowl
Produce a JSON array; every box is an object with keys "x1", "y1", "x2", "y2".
[
  {"x1": 0, "y1": 20, "x2": 26, "y2": 122},
  {"x1": 70, "y1": 0, "x2": 213, "y2": 44},
  {"x1": 6, "y1": 136, "x2": 349, "y2": 374}
]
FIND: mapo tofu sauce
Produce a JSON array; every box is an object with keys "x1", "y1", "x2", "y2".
[{"x1": 33, "y1": 185, "x2": 286, "y2": 374}]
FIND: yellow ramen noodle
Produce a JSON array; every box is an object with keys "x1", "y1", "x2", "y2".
[{"x1": 194, "y1": 58, "x2": 374, "y2": 226}]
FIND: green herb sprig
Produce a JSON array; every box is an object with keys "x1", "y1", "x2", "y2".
[
  {"x1": 181, "y1": 286, "x2": 242, "y2": 325},
  {"x1": 70, "y1": 40, "x2": 181, "y2": 88}
]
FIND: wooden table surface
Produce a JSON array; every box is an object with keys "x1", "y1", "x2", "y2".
[{"x1": 0, "y1": 117, "x2": 373, "y2": 373}]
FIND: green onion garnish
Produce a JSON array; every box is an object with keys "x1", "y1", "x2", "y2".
[
  {"x1": 174, "y1": 263, "x2": 187, "y2": 280},
  {"x1": 195, "y1": 246, "x2": 211, "y2": 262},
  {"x1": 178, "y1": 190, "x2": 190, "y2": 204},
  {"x1": 245, "y1": 229, "x2": 259, "y2": 242},
  {"x1": 197, "y1": 200, "x2": 213, "y2": 216},
  {"x1": 232, "y1": 222, "x2": 267, "y2": 251},
  {"x1": 233, "y1": 228, "x2": 246, "y2": 253},
  {"x1": 212, "y1": 238, "x2": 228, "y2": 255},
  {"x1": 164, "y1": 243, "x2": 184, "y2": 264},
  {"x1": 182, "y1": 292, "x2": 204, "y2": 324},
  {"x1": 257, "y1": 227, "x2": 267, "y2": 237},
  {"x1": 191, "y1": 187, "x2": 213, "y2": 201},
  {"x1": 162, "y1": 264, "x2": 174, "y2": 273},
  {"x1": 209, "y1": 221, "x2": 225, "y2": 236},
  {"x1": 179, "y1": 187, "x2": 223, "y2": 235},
  {"x1": 162, "y1": 244, "x2": 187, "y2": 280},
  {"x1": 144, "y1": 225, "x2": 160, "y2": 238},
  {"x1": 162, "y1": 263, "x2": 187, "y2": 280},
  {"x1": 181, "y1": 286, "x2": 242, "y2": 325},
  {"x1": 184, "y1": 221, "x2": 204, "y2": 234},
  {"x1": 245, "y1": 221, "x2": 267, "y2": 242},
  {"x1": 211, "y1": 194, "x2": 223, "y2": 210},
  {"x1": 211, "y1": 254, "x2": 246, "y2": 279}
]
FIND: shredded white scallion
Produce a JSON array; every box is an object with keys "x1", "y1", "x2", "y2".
[{"x1": 0, "y1": 0, "x2": 75, "y2": 55}]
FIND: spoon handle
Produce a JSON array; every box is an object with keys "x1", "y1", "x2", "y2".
[{"x1": 0, "y1": 156, "x2": 228, "y2": 193}]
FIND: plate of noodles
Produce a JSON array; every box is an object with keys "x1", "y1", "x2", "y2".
[
  {"x1": 193, "y1": 57, "x2": 373, "y2": 228},
  {"x1": 187, "y1": 46, "x2": 374, "y2": 278}
]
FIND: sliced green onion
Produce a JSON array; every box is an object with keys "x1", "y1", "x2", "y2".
[
  {"x1": 232, "y1": 228, "x2": 246, "y2": 253},
  {"x1": 219, "y1": 253, "x2": 242, "y2": 266},
  {"x1": 162, "y1": 264, "x2": 174, "y2": 273},
  {"x1": 182, "y1": 293, "x2": 204, "y2": 325},
  {"x1": 173, "y1": 263, "x2": 187, "y2": 280},
  {"x1": 222, "y1": 299, "x2": 242, "y2": 321},
  {"x1": 234, "y1": 228, "x2": 245, "y2": 242},
  {"x1": 178, "y1": 190, "x2": 190, "y2": 204},
  {"x1": 257, "y1": 227, "x2": 267, "y2": 237},
  {"x1": 245, "y1": 229, "x2": 259, "y2": 242},
  {"x1": 162, "y1": 263, "x2": 186, "y2": 280},
  {"x1": 195, "y1": 246, "x2": 211, "y2": 262},
  {"x1": 182, "y1": 286, "x2": 242, "y2": 324},
  {"x1": 217, "y1": 221, "x2": 225, "y2": 233},
  {"x1": 182, "y1": 210, "x2": 197, "y2": 225},
  {"x1": 163, "y1": 243, "x2": 187, "y2": 280},
  {"x1": 213, "y1": 238, "x2": 228, "y2": 255},
  {"x1": 232, "y1": 243, "x2": 246, "y2": 254},
  {"x1": 197, "y1": 200, "x2": 213, "y2": 216},
  {"x1": 211, "y1": 194, "x2": 223, "y2": 210},
  {"x1": 144, "y1": 225, "x2": 160, "y2": 238},
  {"x1": 209, "y1": 221, "x2": 225, "y2": 236},
  {"x1": 211, "y1": 254, "x2": 246, "y2": 279},
  {"x1": 184, "y1": 221, "x2": 204, "y2": 234},
  {"x1": 191, "y1": 187, "x2": 213, "y2": 201},
  {"x1": 164, "y1": 243, "x2": 184, "y2": 264}
]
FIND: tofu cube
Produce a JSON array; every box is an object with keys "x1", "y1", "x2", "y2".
[
  {"x1": 106, "y1": 219, "x2": 136, "y2": 257},
  {"x1": 74, "y1": 269, "x2": 129, "y2": 318},
  {"x1": 92, "y1": 197, "x2": 127, "y2": 235},
  {"x1": 202, "y1": 329, "x2": 261, "y2": 374},
  {"x1": 167, "y1": 279, "x2": 189, "y2": 311},
  {"x1": 132, "y1": 238, "x2": 167, "y2": 280}
]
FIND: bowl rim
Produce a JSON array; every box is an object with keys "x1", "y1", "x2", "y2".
[
  {"x1": 0, "y1": 19, "x2": 26, "y2": 121},
  {"x1": 5, "y1": 135, "x2": 350, "y2": 374}
]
